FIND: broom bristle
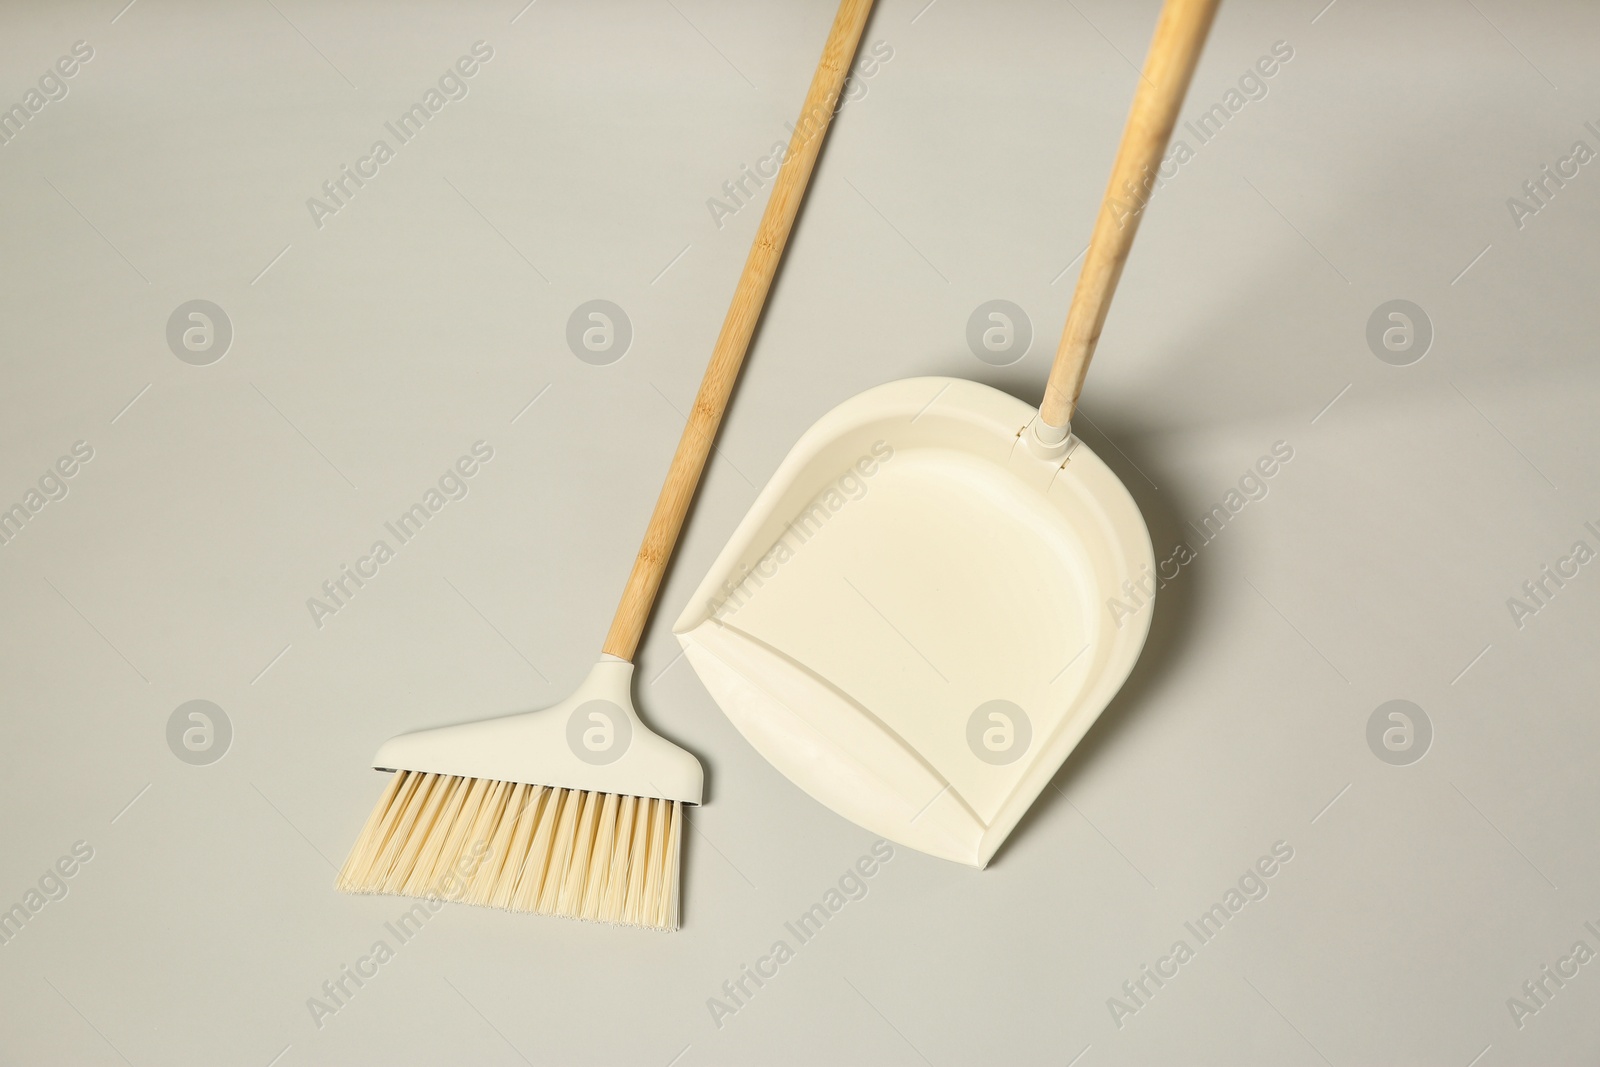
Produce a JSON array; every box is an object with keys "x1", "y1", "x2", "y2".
[{"x1": 337, "y1": 771, "x2": 682, "y2": 931}]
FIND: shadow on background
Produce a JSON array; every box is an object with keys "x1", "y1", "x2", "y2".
[{"x1": 978, "y1": 396, "x2": 1205, "y2": 871}]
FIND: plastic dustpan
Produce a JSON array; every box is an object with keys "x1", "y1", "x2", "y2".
[
  {"x1": 672, "y1": 0, "x2": 1219, "y2": 865},
  {"x1": 673, "y1": 379, "x2": 1154, "y2": 865}
]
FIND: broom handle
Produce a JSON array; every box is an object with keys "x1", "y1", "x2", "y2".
[
  {"x1": 603, "y1": 0, "x2": 874, "y2": 661},
  {"x1": 1039, "y1": 0, "x2": 1219, "y2": 430}
]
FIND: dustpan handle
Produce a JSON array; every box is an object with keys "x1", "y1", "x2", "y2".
[
  {"x1": 1039, "y1": 0, "x2": 1219, "y2": 431},
  {"x1": 602, "y1": 0, "x2": 875, "y2": 661}
]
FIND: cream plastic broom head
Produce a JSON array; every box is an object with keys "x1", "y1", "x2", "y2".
[{"x1": 371, "y1": 657, "x2": 703, "y2": 805}]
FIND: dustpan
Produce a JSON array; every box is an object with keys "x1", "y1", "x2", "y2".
[
  {"x1": 673, "y1": 0, "x2": 1218, "y2": 865},
  {"x1": 673, "y1": 378, "x2": 1154, "y2": 865}
]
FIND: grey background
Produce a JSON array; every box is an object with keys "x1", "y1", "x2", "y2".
[{"x1": 1, "y1": 0, "x2": 1597, "y2": 1063}]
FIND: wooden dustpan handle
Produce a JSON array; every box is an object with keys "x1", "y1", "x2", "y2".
[
  {"x1": 603, "y1": 0, "x2": 875, "y2": 661},
  {"x1": 1040, "y1": 0, "x2": 1220, "y2": 430}
]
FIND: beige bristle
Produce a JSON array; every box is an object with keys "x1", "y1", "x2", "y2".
[
  {"x1": 337, "y1": 771, "x2": 683, "y2": 931},
  {"x1": 558, "y1": 790, "x2": 603, "y2": 916},
  {"x1": 400, "y1": 775, "x2": 473, "y2": 897},
  {"x1": 494, "y1": 785, "x2": 547, "y2": 910},
  {"x1": 663, "y1": 799, "x2": 682, "y2": 930},
  {"x1": 580, "y1": 793, "x2": 621, "y2": 921},
  {"x1": 512, "y1": 786, "x2": 566, "y2": 912},
  {"x1": 601, "y1": 794, "x2": 638, "y2": 920},
  {"x1": 455, "y1": 779, "x2": 511, "y2": 897},
  {"x1": 535, "y1": 789, "x2": 581, "y2": 915},
  {"x1": 336, "y1": 769, "x2": 406, "y2": 892},
  {"x1": 348, "y1": 770, "x2": 426, "y2": 891},
  {"x1": 419, "y1": 775, "x2": 492, "y2": 895},
  {"x1": 378, "y1": 772, "x2": 447, "y2": 891},
  {"x1": 642, "y1": 799, "x2": 668, "y2": 927},
  {"x1": 622, "y1": 798, "x2": 654, "y2": 926},
  {"x1": 464, "y1": 781, "x2": 525, "y2": 905}
]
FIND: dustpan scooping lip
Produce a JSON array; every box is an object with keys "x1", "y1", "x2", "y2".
[{"x1": 673, "y1": 377, "x2": 1155, "y2": 866}]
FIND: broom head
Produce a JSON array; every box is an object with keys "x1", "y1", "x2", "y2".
[{"x1": 337, "y1": 657, "x2": 703, "y2": 931}]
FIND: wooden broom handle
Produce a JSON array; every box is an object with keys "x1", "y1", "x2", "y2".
[
  {"x1": 602, "y1": 0, "x2": 874, "y2": 661},
  {"x1": 1039, "y1": 0, "x2": 1219, "y2": 429}
]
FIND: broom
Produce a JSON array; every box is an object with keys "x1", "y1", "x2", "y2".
[{"x1": 337, "y1": 0, "x2": 877, "y2": 931}]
